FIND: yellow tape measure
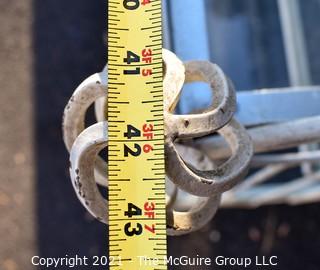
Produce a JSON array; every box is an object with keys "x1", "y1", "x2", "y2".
[{"x1": 107, "y1": 0, "x2": 167, "y2": 269}]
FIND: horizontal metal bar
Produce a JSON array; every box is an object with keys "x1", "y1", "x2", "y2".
[
  {"x1": 195, "y1": 116, "x2": 320, "y2": 159},
  {"x1": 236, "y1": 86, "x2": 320, "y2": 125}
]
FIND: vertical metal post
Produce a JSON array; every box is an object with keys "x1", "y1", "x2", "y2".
[
  {"x1": 277, "y1": 0, "x2": 317, "y2": 175},
  {"x1": 162, "y1": 0, "x2": 172, "y2": 50},
  {"x1": 277, "y1": 0, "x2": 311, "y2": 86},
  {"x1": 167, "y1": 0, "x2": 212, "y2": 113}
]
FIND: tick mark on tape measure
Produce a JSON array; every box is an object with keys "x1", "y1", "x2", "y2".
[
  {"x1": 109, "y1": 198, "x2": 125, "y2": 202},
  {"x1": 109, "y1": 239, "x2": 127, "y2": 242},
  {"x1": 148, "y1": 238, "x2": 166, "y2": 241},
  {"x1": 146, "y1": 8, "x2": 160, "y2": 12},
  {"x1": 142, "y1": 99, "x2": 162, "y2": 103},
  {"x1": 108, "y1": 179, "x2": 130, "y2": 181},
  {"x1": 109, "y1": 82, "x2": 125, "y2": 85},
  {"x1": 143, "y1": 177, "x2": 164, "y2": 181},
  {"x1": 141, "y1": 25, "x2": 160, "y2": 30},
  {"x1": 109, "y1": 27, "x2": 129, "y2": 31},
  {"x1": 109, "y1": 101, "x2": 130, "y2": 104}
]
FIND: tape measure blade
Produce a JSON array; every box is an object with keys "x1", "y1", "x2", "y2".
[{"x1": 108, "y1": 0, "x2": 167, "y2": 269}]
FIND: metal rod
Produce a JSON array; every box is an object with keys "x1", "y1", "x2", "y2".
[
  {"x1": 195, "y1": 116, "x2": 320, "y2": 160},
  {"x1": 277, "y1": 0, "x2": 316, "y2": 175},
  {"x1": 277, "y1": 0, "x2": 311, "y2": 85}
]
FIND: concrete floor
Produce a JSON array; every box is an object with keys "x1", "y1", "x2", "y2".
[
  {"x1": 0, "y1": 1, "x2": 107, "y2": 269},
  {"x1": 0, "y1": 1, "x2": 36, "y2": 269}
]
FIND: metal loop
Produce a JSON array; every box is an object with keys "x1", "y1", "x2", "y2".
[
  {"x1": 166, "y1": 144, "x2": 221, "y2": 235},
  {"x1": 64, "y1": 49, "x2": 253, "y2": 234},
  {"x1": 166, "y1": 194, "x2": 220, "y2": 236},
  {"x1": 70, "y1": 122, "x2": 221, "y2": 235},
  {"x1": 69, "y1": 122, "x2": 108, "y2": 222},
  {"x1": 64, "y1": 49, "x2": 185, "y2": 186},
  {"x1": 94, "y1": 48, "x2": 185, "y2": 120},
  {"x1": 165, "y1": 61, "x2": 236, "y2": 139},
  {"x1": 62, "y1": 70, "x2": 107, "y2": 186},
  {"x1": 165, "y1": 118, "x2": 253, "y2": 197}
]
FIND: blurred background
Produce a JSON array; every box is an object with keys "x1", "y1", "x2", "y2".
[{"x1": 0, "y1": 0, "x2": 320, "y2": 269}]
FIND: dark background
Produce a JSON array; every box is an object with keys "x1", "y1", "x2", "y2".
[{"x1": 0, "y1": 0, "x2": 320, "y2": 269}]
